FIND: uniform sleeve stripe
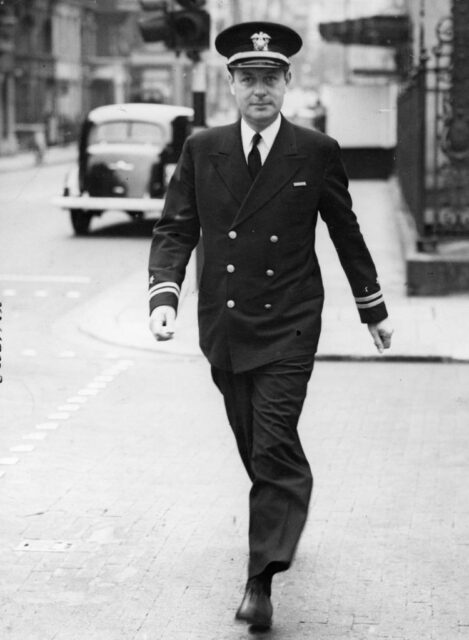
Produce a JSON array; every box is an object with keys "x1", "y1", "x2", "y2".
[
  {"x1": 149, "y1": 282, "x2": 180, "y2": 298},
  {"x1": 356, "y1": 297, "x2": 384, "y2": 309},
  {"x1": 355, "y1": 290, "x2": 383, "y2": 303},
  {"x1": 149, "y1": 286, "x2": 180, "y2": 299}
]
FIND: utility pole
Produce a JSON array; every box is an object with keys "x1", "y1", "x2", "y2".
[
  {"x1": 191, "y1": 56, "x2": 206, "y2": 129},
  {"x1": 231, "y1": 0, "x2": 242, "y2": 23}
]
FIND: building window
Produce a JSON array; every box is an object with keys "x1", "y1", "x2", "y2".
[{"x1": 41, "y1": 17, "x2": 52, "y2": 54}]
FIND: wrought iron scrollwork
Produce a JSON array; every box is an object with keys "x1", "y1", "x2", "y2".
[{"x1": 431, "y1": 15, "x2": 469, "y2": 236}]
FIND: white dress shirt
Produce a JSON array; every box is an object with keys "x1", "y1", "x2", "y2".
[{"x1": 240, "y1": 114, "x2": 282, "y2": 166}]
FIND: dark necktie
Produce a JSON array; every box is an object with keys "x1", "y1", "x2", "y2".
[{"x1": 247, "y1": 132, "x2": 262, "y2": 179}]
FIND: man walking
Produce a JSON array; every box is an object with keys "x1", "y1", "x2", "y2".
[{"x1": 148, "y1": 21, "x2": 393, "y2": 629}]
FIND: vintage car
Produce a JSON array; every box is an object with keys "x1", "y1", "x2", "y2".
[{"x1": 53, "y1": 103, "x2": 193, "y2": 234}]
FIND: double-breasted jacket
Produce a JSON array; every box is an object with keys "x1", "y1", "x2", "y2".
[{"x1": 148, "y1": 116, "x2": 388, "y2": 372}]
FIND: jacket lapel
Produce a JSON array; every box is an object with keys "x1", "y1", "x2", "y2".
[
  {"x1": 208, "y1": 121, "x2": 252, "y2": 206},
  {"x1": 231, "y1": 116, "x2": 306, "y2": 228}
]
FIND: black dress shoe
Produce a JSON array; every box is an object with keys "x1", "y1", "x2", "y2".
[{"x1": 235, "y1": 577, "x2": 273, "y2": 628}]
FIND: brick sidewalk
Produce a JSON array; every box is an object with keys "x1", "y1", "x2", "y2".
[{"x1": 1, "y1": 356, "x2": 468, "y2": 639}]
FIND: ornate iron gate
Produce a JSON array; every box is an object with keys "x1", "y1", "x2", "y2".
[
  {"x1": 428, "y1": 14, "x2": 469, "y2": 237},
  {"x1": 397, "y1": 1, "x2": 469, "y2": 244}
]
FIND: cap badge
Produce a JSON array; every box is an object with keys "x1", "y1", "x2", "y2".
[{"x1": 251, "y1": 32, "x2": 271, "y2": 52}]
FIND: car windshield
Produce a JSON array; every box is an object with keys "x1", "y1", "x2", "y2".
[{"x1": 88, "y1": 121, "x2": 165, "y2": 146}]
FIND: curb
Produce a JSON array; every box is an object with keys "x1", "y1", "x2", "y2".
[
  {"x1": 0, "y1": 148, "x2": 76, "y2": 174},
  {"x1": 77, "y1": 314, "x2": 469, "y2": 366},
  {"x1": 77, "y1": 324, "x2": 469, "y2": 364},
  {"x1": 389, "y1": 177, "x2": 469, "y2": 296}
]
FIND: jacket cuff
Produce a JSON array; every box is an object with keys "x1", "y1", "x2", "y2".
[
  {"x1": 357, "y1": 301, "x2": 388, "y2": 324},
  {"x1": 149, "y1": 282, "x2": 180, "y2": 315}
]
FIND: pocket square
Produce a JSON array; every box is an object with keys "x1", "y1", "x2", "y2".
[{"x1": 293, "y1": 181, "x2": 307, "y2": 187}]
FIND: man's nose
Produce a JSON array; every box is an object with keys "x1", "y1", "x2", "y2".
[{"x1": 253, "y1": 81, "x2": 267, "y2": 95}]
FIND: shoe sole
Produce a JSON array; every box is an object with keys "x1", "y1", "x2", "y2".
[{"x1": 235, "y1": 611, "x2": 272, "y2": 628}]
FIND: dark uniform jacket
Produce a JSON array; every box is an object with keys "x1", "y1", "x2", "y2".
[{"x1": 148, "y1": 116, "x2": 388, "y2": 373}]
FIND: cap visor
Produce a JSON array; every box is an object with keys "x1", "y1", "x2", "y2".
[{"x1": 228, "y1": 59, "x2": 289, "y2": 69}]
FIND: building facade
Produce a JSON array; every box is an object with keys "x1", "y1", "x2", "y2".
[
  {"x1": 0, "y1": 0, "x2": 143, "y2": 155},
  {"x1": 0, "y1": 3, "x2": 16, "y2": 154}
]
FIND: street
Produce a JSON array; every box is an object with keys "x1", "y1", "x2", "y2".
[{"x1": 1, "y1": 162, "x2": 469, "y2": 639}]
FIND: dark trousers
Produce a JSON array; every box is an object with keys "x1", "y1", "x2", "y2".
[{"x1": 211, "y1": 354, "x2": 315, "y2": 579}]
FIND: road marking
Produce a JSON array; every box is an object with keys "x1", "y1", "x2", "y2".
[
  {"x1": 58, "y1": 351, "x2": 76, "y2": 358},
  {"x1": 2, "y1": 289, "x2": 16, "y2": 297},
  {"x1": 35, "y1": 422, "x2": 59, "y2": 430},
  {"x1": 117, "y1": 360, "x2": 134, "y2": 368},
  {"x1": 22, "y1": 349, "x2": 37, "y2": 357},
  {"x1": 88, "y1": 382, "x2": 107, "y2": 389},
  {"x1": 65, "y1": 291, "x2": 81, "y2": 299},
  {"x1": 102, "y1": 368, "x2": 120, "y2": 376},
  {"x1": 67, "y1": 396, "x2": 87, "y2": 404},
  {"x1": 22, "y1": 433, "x2": 47, "y2": 441},
  {"x1": 94, "y1": 375, "x2": 114, "y2": 383},
  {"x1": 0, "y1": 275, "x2": 91, "y2": 284},
  {"x1": 34, "y1": 290, "x2": 48, "y2": 298},
  {"x1": 0, "y1": 360, "x2": 135, "y2": 478},
  {"x1": 105, "y1": 352, "x2": 119, "y2": 359}
]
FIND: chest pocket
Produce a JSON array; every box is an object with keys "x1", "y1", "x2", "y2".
[{"x1": 282, "y1": 182, "x2": 317, "y2": 215}]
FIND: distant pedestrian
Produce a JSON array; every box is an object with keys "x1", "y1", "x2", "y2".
[
  {"x1": 148, "y1": 21, "x2": 393, "y2": 630},
  {"x1": 32, "y1": 128, "x2": 46, "y2": 165}
]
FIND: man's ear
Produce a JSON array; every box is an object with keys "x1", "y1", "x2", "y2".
[
  {"x1": 228, "y1": 71, "x2": 235, "y2": 95},
  {"x1": 285, "y1": 70, "x2": 292, "y2": 87}
]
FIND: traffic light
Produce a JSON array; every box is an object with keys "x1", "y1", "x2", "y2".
[
  {"x1": 172, "y1": 7, "x2": 210, "y2": 51},
  {"x1": 138, "y1": 1, "x2": 173, "y2": 47},
  {"x1": 138, "y1": 0, "x2": 210, "y2": 54}
]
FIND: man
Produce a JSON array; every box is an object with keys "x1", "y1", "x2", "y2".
[{"x1": 148, "y1": 21, "x2": 393, "y2": 629}]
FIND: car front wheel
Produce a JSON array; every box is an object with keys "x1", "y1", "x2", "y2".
[{"x1": 70, "y1": 210, "x2": 93, "y2": 235}]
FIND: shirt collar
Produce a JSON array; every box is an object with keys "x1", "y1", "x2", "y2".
[{"x1": 240, "y1": 114, "x2": 282, "y2": 159}]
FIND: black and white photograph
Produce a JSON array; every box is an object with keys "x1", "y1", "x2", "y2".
[{"x1": 1, "y1": 0, "x2": 468, "y2": 638}]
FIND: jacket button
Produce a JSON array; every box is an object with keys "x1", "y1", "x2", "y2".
[
  {"x1": 264, "y1": 303, "x2": 272, "y2": 310},
  {"x1": 227, "y1": 300, "x2": 235, "y2": 308},
  {"x1": 266, "y1": 269, "x2": 274, "y2": 277},
  {"x1": 226, "y1": 264, "x2": 235, "y2": 273},
  {"x1": 228, "y1": 230, "x2": 237, "y2": 239},
  {"x1": 270, "y1": 235, "x2": 279, "y2": 243}
]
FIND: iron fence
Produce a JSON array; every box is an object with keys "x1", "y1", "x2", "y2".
[
  {"x1": 396, "y1": 15, "x2": 469, "y2": 243},
  {"x1": 396, "y1": 67, "x2": 426, "y2": 237}
]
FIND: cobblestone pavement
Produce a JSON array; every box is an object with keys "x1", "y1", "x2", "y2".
[{"x1": 1, "y1": 354, "x2": 468, "y2": 639}]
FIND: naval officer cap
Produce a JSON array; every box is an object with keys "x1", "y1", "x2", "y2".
[{"x1": 215, "y1": 21, "x2": 302, "y2": 69}]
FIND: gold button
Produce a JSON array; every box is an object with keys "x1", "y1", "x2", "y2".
[
  {"x1": 266, "y1": 269, "x2": 274, "y2": 277},
  {"x1": 226, "y1": 264, "x2": 235, "y2": 273},
  {"x1": 264, "y1": 303, "x2": 272, "y2": 309},
  {"x1": 228, "y1": 230, "x2": 237, "y2": 239},
  {"x1": 270, "y1": 235, "x2": 279, "y2": 243},
  {"x1": 227, "y1": 300, "x2": 235, "y2": 308}
]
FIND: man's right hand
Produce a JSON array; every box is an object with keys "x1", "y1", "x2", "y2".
[{"x1": 149, "y1": 305, "x2": 176, "y2": 341}]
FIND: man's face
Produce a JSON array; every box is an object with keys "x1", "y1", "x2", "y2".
[{"x1": 228, "y1": 67, "x2": 291, "y2": 131}]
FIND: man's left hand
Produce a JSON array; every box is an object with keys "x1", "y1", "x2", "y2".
[{"x1": 368, "y1": 318, "x2": 393, "y2": 354}]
